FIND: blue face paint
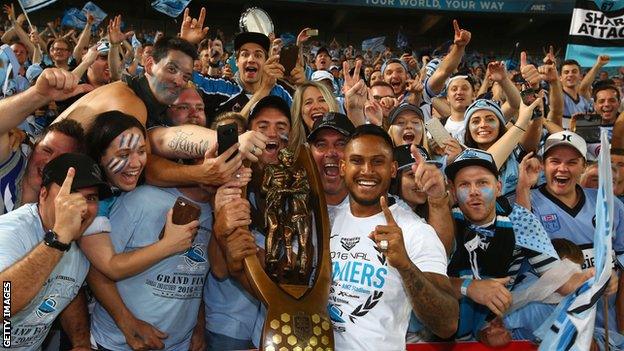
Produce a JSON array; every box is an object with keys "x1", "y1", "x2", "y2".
[
  {"x1": 457, "y1": 184, "x2": 496, "y2": 204},
  {"x1": 457, "y1": 188, "x2": 470, "y2": 204},
  {"x1": 479, "y1": 185, "x2": 495, "y2": 202}
]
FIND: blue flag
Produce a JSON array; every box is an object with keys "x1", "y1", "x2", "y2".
[
  {"x1": 535, "y1": 129, "x2": 615, "y2": 350},
  {"x1": 565, "y1": 0, "x2": 624, "y2": 67},
  {"x1": 82, "y1": 2, "x2": 107, "y2": 27},
  {"x1": 18, "y1": 0, "x2": 57, "y2": 12},
  {"x1": 61, "y1": 8, "x2": 86, "y2": 29},
  {"x1": 151, "y1": 0, "x2": 191, "y2": 18},
  {"x1": 131, "y1": 34, "x2": 142, "y2": 49},
  {"x1": 361, "y1": 36, "x2": 385, "y2": 53}
]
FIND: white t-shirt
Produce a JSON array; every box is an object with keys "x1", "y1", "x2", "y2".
[
  {"x1": 328, "y1": 199, "x2": 447, "y2": 351},
  {"x1": 444, "y1": 118, "x2": 466, "y2": 143},
  {"x1": 0, "y1": 203, "x2": 89, "y2": 350}
]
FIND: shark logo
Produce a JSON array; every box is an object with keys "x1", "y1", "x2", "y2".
[
  {"x1": 36, "y1": 297, "x2": 57, "y2": 318},
  {"x1": 182, "y1": 245, "x2": 207, "y2": 267},
  {"x1": 328, "y1": 304, "x2": 345, "y2": 323},
  {"x1": 340, "y1": 237, "x2": 360, "y2": 251}
]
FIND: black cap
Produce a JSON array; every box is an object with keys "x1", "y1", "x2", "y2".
[
  {"x1": 444, "y1": 148, "x2": 498, "y2": 181},
  {"x1": 308, "y1": 112, "x2": 355, "y2": 142},
  {"x1": 387, "y1": 104, "x2": 423, "y2": 125},
  {"x1": 234, "y1": 32, "x2": 271, "y2": 53},
  {"x1": 394, "y1": 145, "x2": 443, "y2": 171},
  {"x1": 248, "y1": 95, "x2": 291, "y2": 124},
  {"x1": 316, "y1": 47, "x2": 330, "y2": 57},
  {"x1": 42, "y1": 153, "x2": 113, "y2": 199}
]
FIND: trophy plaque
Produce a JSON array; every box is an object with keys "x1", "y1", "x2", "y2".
[{"x1": 244, "y1": 146, "x2": 334, "y2": 351}]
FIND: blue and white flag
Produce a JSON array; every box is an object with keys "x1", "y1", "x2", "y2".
[
  {"x1": 18, "y1": 0, "x2": 57, "y2": 12},
  {"x1": 361, "y1": 36, "x2": 385, "y2": 53},
  {"x1": 131, "y1": 34, "x2": 142, "y2": 49},
  {"x1": 83, "y1": 2, "x2": 107, "y2": 27},
  {"x1": 151, "y1": 0, "x2": 191, "y2": 18},
  {"x1": 535, "y1": 129, "x2": 615, "y2": 350},
  {"x1": 61, "y1": 8, "x2": 86, "y2": 29},
  {"x1": 565, "y1": 0, "x2": 624, "y2": 67}
]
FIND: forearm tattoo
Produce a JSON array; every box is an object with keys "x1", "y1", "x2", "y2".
[{"x1": 167, "y1": 130, "x2": 209, "y2": 158}]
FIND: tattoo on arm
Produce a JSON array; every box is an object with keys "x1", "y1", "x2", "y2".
[
  {"x1": 167, "y1": 130, "x2": 210, "y2": 158},
  {"x1": 399, "y1": 265, "x2": 458, "y2": 338}
]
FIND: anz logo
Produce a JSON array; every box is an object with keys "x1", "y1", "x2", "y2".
[
  {"x1": 182, "y1": 245, "x2": 207, "y2": 267},
  {"x1": 36, "y1": 297, "x2": 57, "y2": 318}
]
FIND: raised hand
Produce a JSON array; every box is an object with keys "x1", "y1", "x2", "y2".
[
  {"x1": 542, "y1": 45, "x2": 557, "y2": 65},
  {"x1": 364, "y1": 99, "x2": 383, "y2": 126},
  {"x1": 198, "y1": 143, "x2": 242, "y2": 186},
  {"x1": 52, "y1": 168, "x2": 88, "y2": 243},
  {"x1": 262, "y1": 54, "x2": 285, "y2": 90},
  {"x1": 369, "y1": 196, "x2": 412, "y2": 272},
  {"x1": 342, "y1": 59, "x2": 362, "y2": 94},
  {"x1": 160, "y1": 208, "x2": 200, "y2": 256},
  {"x1": 517, "y1": 152, "x2": 542, "y2": 190},
  {"x1": 34, "y1": 68, "x2": 94, "y2": 102},
  {"x1": 296, "y1": 27, "x2": 313, "y2": 46},
  {"x1": 487, "y1": 61, "x2": 507, "y2": 83},
  {"x1": 3, "y1": 4, "x2": 15, "y2": 22},
  {"x1": 410, "y1": 145, "x2": 446, "y2": 199},
  {"x1": 180, "y1": 7, "x2": 208, "y2": 44},
  {"x1": 466, "y1": 277, "x2": 512, "y2": 317},
  {"x1": 238, "y1": 130, "x2": 268, "y2": 162},
  {"x1": 107, "y1": 15, "x2": 124, "y2": 45},
  {"x1": 452, "y1": 19, "x2": 471, "y2": 47},
  {"x1": 596, "y1": 54, "x2": 610, "y2": 67},
  {"x1": 520, "y1": 52, "x2": 540, "y2": 87}
]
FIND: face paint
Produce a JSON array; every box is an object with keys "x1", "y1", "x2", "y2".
[
  {"x1": 457, "y1": 184, "x2": 496, "y2": 203},
  {"x1": 106, "y1": 157, "x2": 128, "y2": 174},
  {"x1": 457, "y1": 187, "x2": 470, "y2": 204},
  {"x1": 479, "y1": 185, "x2": 495, "y2": 202},
  {"x1": 119, "y1": 133, "x2": 141, "y2": 150}
]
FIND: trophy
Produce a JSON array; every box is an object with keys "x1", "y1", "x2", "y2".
[{"x1": 244, "y1": 146, "x2": 334, "y2": 351}]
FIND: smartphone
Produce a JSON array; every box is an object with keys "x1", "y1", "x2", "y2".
[
  {"x1": 159, "y1": 197, "x2": 201, "y2": 239},
  {"x1": 306, "y1": 29, "x2": 318, "y2": 37},
  {"x1": 574, "y1": 113, "x2": 602, "y2": 143},
  {"x1": 217, "y1": 123, "x2": 239, "y2": 161},
  {"x1": 279, "y1": 45, "x2": 299, "y2": 76},
  {"x1": 425, "y1": 118, "x2": 453, "y2": 146},
  {"x1": 520, "y1": 88, "x2": 542, "y2": 120}
]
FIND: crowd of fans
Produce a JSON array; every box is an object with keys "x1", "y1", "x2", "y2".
[{"x1": 1, "y1": 3, "x2": 624, "y2": 351}]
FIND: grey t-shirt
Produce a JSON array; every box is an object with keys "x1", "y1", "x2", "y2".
[{"x1": 0, "y1": 203, "x2": 89, "y2": 350}]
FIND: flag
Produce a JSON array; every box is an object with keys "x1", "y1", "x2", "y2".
[
  {"x1": 535, "y1": 129, "x2": 615, "y2": 350},
  {"x1": 131, "y1": 34, "x2": 142, "y2": 49},
  {"x1": 361, "y1": 36, "x2": 385, "y2": 53},
  {"x1": 18, "y1": 0, "x2": 57, "y2": 12},
  {"x1": 397, "y1": 31, "x2": 409, "y2": 50},
  {"x1": 565, "y1": 0, "x2": 624, "y2": 67},
  {"x1": 82, "y1": 2, "x2": 107, "y2": 27},
  {"x1": 151, "y1": 0, "x2": 191, "y2": 18},
  {"x1": 61, "y1": 8, "x2": 86, "y2": 29}
]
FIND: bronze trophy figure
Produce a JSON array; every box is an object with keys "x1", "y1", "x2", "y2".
[{"x1": 244, "y1": 146, "x2": 334, "y2": 351}]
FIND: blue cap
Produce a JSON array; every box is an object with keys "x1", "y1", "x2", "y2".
[{"x1": 444, "y1": 148, "x2": 498, "y2": 181}]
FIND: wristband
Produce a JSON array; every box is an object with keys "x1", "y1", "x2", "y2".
[
  {"x1": 513, "y1": 124, "x2": 526, "y2": 132},
  {"x1": 460, "y1": 278, "x2": 472, "y2": 296}
]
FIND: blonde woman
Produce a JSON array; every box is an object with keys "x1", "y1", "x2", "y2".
[{"x1": 289, "y1": 81, "x2": 339, "y2": 152}]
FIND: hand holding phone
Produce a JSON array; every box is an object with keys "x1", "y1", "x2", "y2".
[
  {"x1": 279, "y1": 45, "x2": 299, "y2": 76},
  {"x1": 217, "y1": 123, "x2": 239, "y2": 162},
  {"x1": 425, "y1": 118, "x2": 453, "y2": 146},
  {"x1": 159, "y1": 197, "x2": 201, "y2": 244}
]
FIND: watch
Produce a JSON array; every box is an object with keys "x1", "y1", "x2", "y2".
[{"x1": 44, "y1": 230, "x2": 71, "y2": 252}]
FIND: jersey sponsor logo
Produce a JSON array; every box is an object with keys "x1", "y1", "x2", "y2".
[
  {"x1": 35, "y1": 297, "x2": 56, "y2": 318},
  {"x1": 328, "y1": 304, "x2": 345, "y2": 323},
  {"x1": 340, "y1": 237, "x2": 360, "y2": 251},
  {"x1": 182, "y1": 245, "x2": 207, "y2": 267},
  {"x1": 540, "y1": 214, "x2": 561, "y2": 232}
]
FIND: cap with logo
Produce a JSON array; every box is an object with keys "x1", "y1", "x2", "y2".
[
  {"x1": 311, "y1": 70, "x2": 334, "y2": 83},
  {"x1": 248, "y1": 95, "x2": 291, "y2": 125},
  {"x1": 308, "y1": 112, "x2": 355, "y2": 142},
  {"x1": 234, "y1": 32, "x2": 271, "y2": 53},
  {"x1": 42, "y1": 153, "x2": 113, "y2": 199},
  {"x1": 543, "y1": 131, "x2": 587, "y2": 159},
  {"x1": 387, "y1": 104, "x2": 424, "y2": 126},
  {"x1": 444, "y1": 148, "x2": 498, "y2": 181}
]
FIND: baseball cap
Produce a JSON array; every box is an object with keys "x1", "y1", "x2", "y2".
[
  {"x1": 387, "y1": 104, "x2": 424, "y2": 126},
  {"x1": 444, "y1": 148, "x2": 498, "y2": 181},
  {"x1": 381, "y1": 58, "x2": 409, "y2": 75},
  {"x1": 394, "y1": 144, "x2": 443, "y2": 171},
  {"x1": 234, "y1": 32, "x2": 271, "y2": 53},
  {"x1": 311, "y1": 70, "x2": 334, "y2": 83},
  {"x1": 248, "y1": 95, "x2": 291, "y2": 124},
  {"x1": 308, "y1": 112, "x2": 355, "y2": 142},
  {"x1": 329, "y1": 65, "x2": 340, "y2": 71},
  {"x1": 543, "y1": 131, "x2": 587, "y2": 159},
  {"x1": 42, "y1": 153, "x2": 112, "y2": 199},
  {"x1": 463, "y1": 99, "x2": 505, "y2": 128},
  {"x1": 96, "y1": 39, "x2": 110, "y2": 54},
  {"x1": 316, "y1": 47, "x2": 330, "y2": 57}
]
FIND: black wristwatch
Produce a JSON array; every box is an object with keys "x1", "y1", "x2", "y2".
[{"x1": 44, "y1": 230, "x2": 71, "y2": 252}]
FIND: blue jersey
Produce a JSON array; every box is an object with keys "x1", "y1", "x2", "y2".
[
  {"x1": 562, "y1": 91, "x2": 592, "y2": 129},
  {"x1": 0, "y1": 148, "x2": 27, "y2": 214},
  {"x1": 530, "y1": 184, "x2": 624, "y2": 331},
  {"x1": 91, "y1": 185, "x2": 212, "y2": 350}
]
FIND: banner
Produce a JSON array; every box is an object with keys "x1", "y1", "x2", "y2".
[
  {"x1": 275, "y1": 0, "x2": 574, "y2": 14},
  {"x1": 535, "y1": 129, "x2": 615, "y2": 350},
  {"x1": 362, "y1": 36, "x2": 386, "y2": 52},
  {"x1": 565, "y1": 0, "x2": 624, "y2": 67},
  {"x1": 151, "y1": 0, "x2": 191, "y2": 18},
  {"x1": 61, "y1": 2, "x2": 107, "y2": 29},
  {"x1": 83, "y1": 2, "x2": 107, "y2": 27},
  {"x1": 18, "y1": 0, "x2": 57, "y2": 12}
]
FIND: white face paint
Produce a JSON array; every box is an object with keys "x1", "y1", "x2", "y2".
[{"x1": 106, "y1": 132, "x2": 141, "y2": 174}]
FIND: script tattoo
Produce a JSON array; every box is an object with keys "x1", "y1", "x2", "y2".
[{"x1": 167, "y1": 130, "x2": 209, "y2": 158}]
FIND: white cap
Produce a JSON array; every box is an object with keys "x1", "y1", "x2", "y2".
[
  {"x1": 311, "y1": 70, "x2": 334, "y2": 83},
  {"x1": 544, "y1": 131, "x2": 587, "y2": 159}
]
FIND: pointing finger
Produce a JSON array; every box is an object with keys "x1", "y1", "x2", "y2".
[
  {"x1": 520, "y1": 51, "x2": 528, "y2": 68},
  {"x1": 380, "y1": 196, "x2": 397, "y2": 226},
  {"x1": 59, "y1": 167, "x2": 76, "y2": 196},
  {"x1": 453, "y1": 19, "x2": 460, "y2": 34}
]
